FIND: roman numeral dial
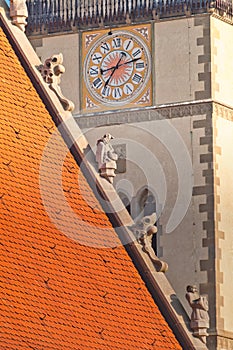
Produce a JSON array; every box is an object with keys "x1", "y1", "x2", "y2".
[{"x1": 84, "y1": 30, "x2": 151, "y2": 106}]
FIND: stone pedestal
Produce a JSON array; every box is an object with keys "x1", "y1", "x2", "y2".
[
  {"x1": 10, "y1": 0, "x2": 28, "y2": 31},
  {"x1": 99, "y1": 161, "x2": 117, "y2": 184}
]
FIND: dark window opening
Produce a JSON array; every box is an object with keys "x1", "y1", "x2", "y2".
[
  {"x1": 118, "y1": 192, "x2": 131, "y2": 215},
  {"x1": 140, "y1": 189, "x2": 157, "y2": 255}
]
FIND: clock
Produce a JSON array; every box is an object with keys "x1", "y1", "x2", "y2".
[{"x1": 81, "y1": 25, "x2": 152, "y2": 113}]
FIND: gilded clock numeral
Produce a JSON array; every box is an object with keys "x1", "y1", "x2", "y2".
[
  {"x1": 100, "y1": 42, "x2": 111, "y2": 54},
  {"x1": 112, "y1": 38, "x2": 122, "y2": 48},
  {"x1": 132, "y1": 48, "x2": 142, "y2": 58},
  {"x1": 101, "y1": 86, "x2": 111, "y2": 97},
  {"x1": 113, "y1": 87, "x2": 122, "y2": 99},
  {"x1": 124, "y1": 83, "x2": 134, "y2": 95},
  {"x1": 89, "y1": 66, "x2": 99, "y2": 76},
  {"x1": 92, "y1": 53, "x2": 102, "y2": 63},
  {"x1": 123, "y1": 39, "x2": 133, "y2": 51},
  {"x1": 136, "y1": 62, "x2": 145, "y2": 70},
  {"x1": 93, "y1": 77, "x2": 103, "y2": 89},
  {"x1": 132, "y1": 73, "x2": 142, "y2": 84}
]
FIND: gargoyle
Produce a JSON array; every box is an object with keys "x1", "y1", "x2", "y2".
[
  {"x1": 39, "y1": 53, "x2": 74, "y2": 112},
  {"x1": 130, "y1": 213, "x2": 168, "y2": 272}
]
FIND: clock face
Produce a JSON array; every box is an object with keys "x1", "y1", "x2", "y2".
[{"x1": 84, "y1": 31, "x2": 151, "y2": 106}]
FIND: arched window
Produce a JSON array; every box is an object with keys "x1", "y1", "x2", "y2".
[
  {"x1": 139, "y1": 189, "x2": 157, "y2": 254},
  {"x1": 140, "y1": 189, "x2": 156, "y2": 217},
  {"x1": 118, "y1": 192, "x2": 131, "y2": 215}
]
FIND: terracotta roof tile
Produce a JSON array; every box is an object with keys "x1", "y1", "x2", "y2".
[{"x1": 0, "y1": 26, "x2": 182, "y2": 349}]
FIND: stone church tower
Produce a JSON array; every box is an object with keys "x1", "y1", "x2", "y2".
[{"x1": 27, "y1": 1, "x2": 233, "y2": 348}]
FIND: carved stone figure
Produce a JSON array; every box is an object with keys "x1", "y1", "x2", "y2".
[
  {"x1": 186, "y1": 285, "x2": 209, "y2": 344},
  {"x1": 10, "y1": 0, "x2": 28, "y2": 32},
  {"x1": 96, "y1": 134, "x2": 118, "y2": 183},
  {"x1": 39, "y1": 54, "x2": 74, "y2": 112},
  {"x1": 130, "y1": 213, "x2": 168, "y2": 272}
]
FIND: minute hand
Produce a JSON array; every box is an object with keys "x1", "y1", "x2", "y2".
[{"x1": 118, "y1": 57, "x2": 141, "y2": 67}]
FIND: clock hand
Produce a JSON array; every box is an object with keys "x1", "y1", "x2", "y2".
[
  {"x1": 100, "y1": 56, "x2": 141, "y2": 74},
  {"x1": 100, "y1": 66, "x2": 114, "y2": 74},
  {"x1": 118, "y1": 56, "x2": 141, "y2": 67},
  {"x1": 104, "y1": 68, "x2": 117, "y2": 87},
  {"x1": 104, "y1": 52, "x2": 126, "y2": 87}
]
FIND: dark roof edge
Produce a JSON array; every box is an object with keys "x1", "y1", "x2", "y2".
[{"x1": 0, "y1": 9, "x2": 208, "y2": 350}]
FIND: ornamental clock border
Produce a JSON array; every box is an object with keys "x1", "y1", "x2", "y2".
[{"x1": 81, "y1": 24, "x2": 152, "y2": 114}]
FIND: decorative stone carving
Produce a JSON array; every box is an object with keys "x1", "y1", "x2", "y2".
[
  {"x1": 135, "y1": 27, "x2": 149, "y2": 41},
  {"x1": 96, "y1": 134, "x2": 118, "y2": 184},
  {"x1": 39, "y1": 54, "x2": 74, "y2": 112},
  {"x1": 138, "y1": 89, "x2": 150, "y2": 104},
  {"x1": 186, "y1": 285, "x2": 209, "y2": 344},
  {"x1": 86, "y1": 96, "x2": 98, "y2": 110},
  {"x1": 10, "y1": 0, "x2": 28, "y2": 32},
  {"x1": 85, "y1": 33, "x2": 98, "y2": 49},
  {"x1": 213, "y1": 102, "x2": 233, "y2": 121},
  {"x1": 130, "y1": 213, "x2": 168, "y2": 272}
]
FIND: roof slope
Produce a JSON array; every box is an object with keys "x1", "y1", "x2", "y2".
[{"x1": 0, "y1": 26, "x2": 182, "y2": 350}]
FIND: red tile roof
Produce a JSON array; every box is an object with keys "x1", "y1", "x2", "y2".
[{"x1": 0, "y1": 26, "x2": 182, "y2": 349}]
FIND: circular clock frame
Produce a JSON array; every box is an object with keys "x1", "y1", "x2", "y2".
[{"x1": 84, "y1": 30, "x2": 151, "y2": 106}]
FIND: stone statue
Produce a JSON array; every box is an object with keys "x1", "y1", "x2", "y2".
[
  {"x1": 39, "y1": 53, "x2": 74, "y2": 112},
  {"x1": 130, "y1": 213, "x2": 168, "y2": 272},
  {"x1": 186, "y1": 285, "x2": 209, "y2": 344},
  {"x1": 96, "y1": 134, "x2": 118, "y2": 183}
]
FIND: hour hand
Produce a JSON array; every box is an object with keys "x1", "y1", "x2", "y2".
[
  {"x1": 100, "y1": 66, "x2": 114, "y2": 75},
  {"x1": 104, "y1": 68, "x2": 115, "y2": 87}
]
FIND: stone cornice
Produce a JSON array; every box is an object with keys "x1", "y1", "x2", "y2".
[
  {"x1": 212, "y1": 8, "x2": 233, "y2": 25},
  {"x1": 76, "y1": 101, "x2": 233, "y2": 129},
  {"x1": 75, "y1": 101, "x2": 213, "y2": 129},
  {"x1": 213, "y1": 101, "x2": 233, "y2": 121}
]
